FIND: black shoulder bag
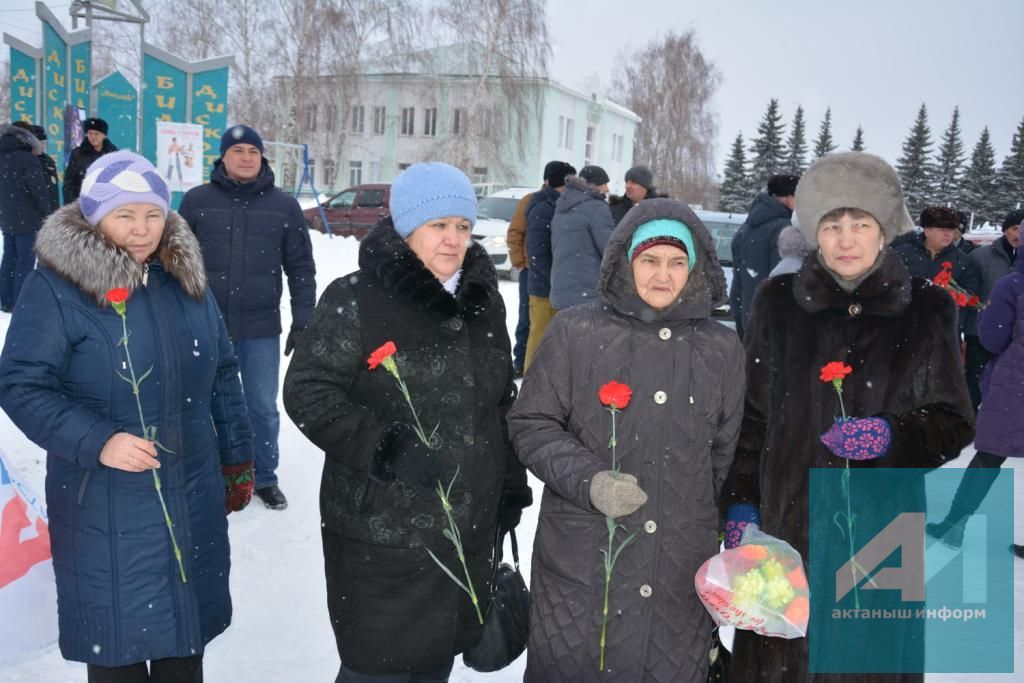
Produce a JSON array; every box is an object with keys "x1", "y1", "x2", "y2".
[{"x1": 462, "y1": 527, "x2": 530, "y2": 672}]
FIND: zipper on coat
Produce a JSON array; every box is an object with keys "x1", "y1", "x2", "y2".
[
  {"x1": 142, "y1": 263, "x2": 149, "y2": 287},
  {"x1": 76, "y1": 470, "x2": 92, "y2": 507}
]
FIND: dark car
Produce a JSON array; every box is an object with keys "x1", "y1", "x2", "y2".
[{"x1": 304, "y1": 183, "x2": 390, "y2": 239}]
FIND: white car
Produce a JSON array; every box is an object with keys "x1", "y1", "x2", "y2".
[
  {"x1": 473, "y1": 187, "x2": 537, "y2": 279},
  {"x1": 693, "y1": 209, "x2": 747, "y2": 319}
]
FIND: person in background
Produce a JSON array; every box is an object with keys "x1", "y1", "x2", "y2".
[
  {"x1": 12, "y1": 121, "x2": 58, "y2": 208},
  {"x1": 721, "y1": 153, "x2": 974, "y2": 680},
  {"x1": 524, "y1": 160, "x2": 575, "y2": 370},
  {"x1": 63, "y1": 117, "x2": 117, "y2": 204},
  {"x1": 729, "y1": 173, "x2": 799, "y2": 338},
  {"x1": 768, "y1": 224, "x2": 809, "y2": 277},
  {"x1": 283, "y1": 162, "x2": 530, "y2": 682},
  {"x1": 179, "y1": 124, "x2": 317, "y2": 511},
  {"x1": 0, "y1": 122, "x2": 54, "y2": 312},
  {"x1": 549, "y1": 165, "x2": 615, "y2": 310},
  {"x1": 608, "y1": 164, "x2": 663, "y2": 225},
  {"x1": 0, "y1": 151, "x2": 253, "y2": 683},
  {"x1": 955, "y1": 210, "x2": 977, "y2": 254},
  {"x1": 506, "y1": 184, "x2": 536, "y2": 378},
  {"x1": 510, "y1": 199, "x2": 743, "y2": 680}
]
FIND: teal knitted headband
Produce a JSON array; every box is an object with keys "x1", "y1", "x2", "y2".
[{"x1": 628, "y1": 219, "x2": 697, "y2": 265}]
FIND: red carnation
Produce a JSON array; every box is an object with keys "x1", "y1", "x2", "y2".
[
  {"x1": 106, "y1": 288, "x2": 130, "y2": 304},
  {"x1": 967, "y1": 295, "x2": 981, "y2": 307},
  {"x1": 819, "y1": 362, "x2": 853, "y2": 384},
  {"x1": 941, "y1": 261, "x2": 953, "y2": 270},
  {"x1": 598, "y1": 381, "x2": 632, "y2": 410},
  {"x1": 933, "y1": 270, "x2": 952, "y2": 287},
  {"x1": 953, "y1": 291, "x2": 969, "y2": 307},
  {"x1": 367, "y1": 341, "x2": 398, "y2": 370}
]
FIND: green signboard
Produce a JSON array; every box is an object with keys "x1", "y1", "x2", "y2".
[
  {"x1": 42, "y1": 22, "x2": 67, "y2": 159},
  {"x1": 95, "y1": 71, "x2": 138, "y2": 151},
  {"x1": 7, "y1": 43, "x2": 39, "y2": 124},
  {"x1": 140, "y1": 50, "x2": 187, "y2": 164},
  {"x1": 191, "y1": 67, "x2": 229, "y2": 179},
  {"x1": 69, "y1": 40, "x2": 90, "y2": 111}
]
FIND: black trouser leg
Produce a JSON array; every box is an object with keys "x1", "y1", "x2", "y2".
[
  {"x1": 964, "y1": 335, "x2": 993, "y2": 414},
  {"x1": 931, "y1": 451, "x2": 1006, "y2": 531},
  {"x1": 149, "y1": 655, "x2": 203, "y2": 683},
  {"x1": 87, "y1": 663, "x2": 149, "y2": 683}
]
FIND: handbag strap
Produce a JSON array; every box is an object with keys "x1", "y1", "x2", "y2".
[{"x1": 489, "y1": 526, "x2": 521, "y2": 586}]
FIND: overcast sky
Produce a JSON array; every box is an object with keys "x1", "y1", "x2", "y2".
[{"x1": 4, "y1": 0, "x2": 1022, "y2": 177}]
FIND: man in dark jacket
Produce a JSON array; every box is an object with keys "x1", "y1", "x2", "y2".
[
  {"x1": 29, "y1": 124, "x2": 59, "y2": 207},
  {"x1": 524, "y1": 160, "x2": 574, "y2": 370},
  {"x1": 62, "y1": 117, "x2": 117, "y2": 204},
  {"x1": 729, "y1": 173, "x2": 799, "y2": 337},
  {"x1": 963, "y1": 209, "x2": 1020, "y2": 409},
  {"x1": 892, "y1": 206, "x2": 982, "y2": 340},
  {"x1": 608, "y1": 164, "x2": 662, "y2": 225},
  {"x1": 0, "y1": 123, "x2": 54, "y2": 311},
  {"x1": 179, "y1": 124, "x2": 317, "y2": 510},
  {"x1": 549, "y1": 165, "x2": 616, "y2": 310}
]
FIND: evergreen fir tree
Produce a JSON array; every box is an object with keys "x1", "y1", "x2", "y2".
[
  {"x1": 996, "y1": 116, "x2": 1024, "y2": 213},
  {"x1": 933, "y1": 106, "x2": 965, "y2": 208},
  {"x1": 719, "y1": 132, "x2": 752, "y2": 213},
  {"x1": 895, "y1": 103, "x2": 935, "y2": 217},
  {"x1": 812, "y1": 107, "x2": 837, "y2": 159},
  {"x1": 783, "y1": 105, "x2": 807, "y2": 175},
  {"x1": 851, "y1": 125, "x2": 866, "y2": 152},
  {"x1": 748, "y1": 98, "x2": 787, "y2": 193},
  {"x1": 961, "y1": 127, "x2": 1000, "y2": 226}
]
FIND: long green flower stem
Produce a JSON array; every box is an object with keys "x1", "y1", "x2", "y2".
[
  {"x1": 383, "y1": 358, "x2": 432, "y2": 446},
  {"x1": 425, "y1": 468, "x2": 484, "y2": 625},
  {"x1": 116, "y1": 313, "x2": 187, "y2": 584},
  {"x1": 833, "y1": 384, "x2": 858, "y2": 608}
]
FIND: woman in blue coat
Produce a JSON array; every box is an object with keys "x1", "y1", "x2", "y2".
[{"x1": 0, "y1": 151, "x2": 253, "y2": 682}]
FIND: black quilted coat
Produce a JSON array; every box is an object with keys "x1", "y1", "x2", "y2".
[
  {"x1": 508, "y1": 199, "x2": 746, "y2": 682},
  {"x1": 282, "y1": 218, "x2": 530, "y2": 675},
  {"x1": 720, "y1": 250, "x2": 974, "y2": 682}
]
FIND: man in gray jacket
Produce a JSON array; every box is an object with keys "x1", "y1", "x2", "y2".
[
  {"x1": 549, "y1": 165, "x2": 615, "y2": 310},
  {"x1": 964, "y1": 209, "x2": 1020, "y2": 409}
]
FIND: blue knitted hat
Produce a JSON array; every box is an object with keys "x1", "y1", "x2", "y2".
[
  {"x1": 389, "y1": 162, "x2": 477, "y2": 238},
  {"x1": 628, "y1": 218, "x2": 697, "y2": 265},
  {"x1": 220, "y1": 124, "x2": 264, "y2": 156},
  {"x1": 79, "y1": 151, "x2": 171, "y2": 227}
]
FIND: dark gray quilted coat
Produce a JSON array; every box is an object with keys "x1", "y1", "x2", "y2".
[{"x1": 509, "y1": 199, "x2": 745, "y2": 682}]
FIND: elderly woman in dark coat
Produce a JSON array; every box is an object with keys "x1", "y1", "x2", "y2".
[
  {"x1": 508, "y1": 198, "x2": 745, "y2": 681},
  {"x1": 283, "y1": 162, "x2": 531, "y2": 682},
  {"x1": 720, "y1": 153, "x2": 975, "y2": 682},
  {"x1": 0, "y1": 151, "x2": 253, "y2": 682}
]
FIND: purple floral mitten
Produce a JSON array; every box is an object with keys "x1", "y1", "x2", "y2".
[
  {"x1": 724, "y1": 503, "x2": 761, "y2": 549},
  {"x1": 820, "y1": 417, "x2": 892, "y2": 460}
]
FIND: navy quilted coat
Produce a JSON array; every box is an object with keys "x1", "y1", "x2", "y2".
[
  {"x1": 0, "y1": 205, "x2": 251, "y2": 667},
  {"x1": 975, "y1": 255, "x2": 1024, "y2": 457},
  {"x1": 509, "y1": 199, "x2": 745, "y2": 682}
]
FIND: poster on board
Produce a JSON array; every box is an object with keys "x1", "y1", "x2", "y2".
[{"x1": 155, "y1": 121, "x2": 203, "y2": 192}]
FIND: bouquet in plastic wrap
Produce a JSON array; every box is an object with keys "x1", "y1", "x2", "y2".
[{"x1": 695, "y1": 524, "x2": 809, "y2": 639}]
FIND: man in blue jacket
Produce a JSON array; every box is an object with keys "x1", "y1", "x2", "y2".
[{"x1": 179, "y1": 125, "x2": 316, "y2": 510}]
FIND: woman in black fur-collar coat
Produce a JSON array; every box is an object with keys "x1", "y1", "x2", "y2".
[
  {"x1": 283, "y1": 163, "x2": 530, "y2": 681},
  {"x1": 720, "y1": 153, "x2": 974, "y2": 682}
]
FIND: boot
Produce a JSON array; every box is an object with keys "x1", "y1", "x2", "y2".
[
  {"x1": 1013, "y1": 544, "x2": 1024, "y2": 559},
  {"x1": 926, "y1": 464, "x2": 999, "y2": 547},
  {"x1": 255, "y1": 485, "x2": 288, "y2": 510}
]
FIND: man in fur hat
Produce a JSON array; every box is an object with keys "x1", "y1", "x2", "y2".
[{"x1": 63, "y1": 117, "x2": 117, "y2": 204}]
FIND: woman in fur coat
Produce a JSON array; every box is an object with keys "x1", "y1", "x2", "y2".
[
  {"x1": 720, "y1": 153, "x2": 974, "y2": 682},
  {"x1": 0, "y1": 152, "x2": 253, "y2": 682},
  {"x1": 283, "y1": 163, "x2": 531, "y2": 682}
]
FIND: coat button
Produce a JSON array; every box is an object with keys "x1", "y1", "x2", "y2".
[
  {"x1": 658, "y1": 327, "x2": 672, "y2": 340},
  {"x1": 644, "y1": 520, "x2": 657, "y2": 534},
  {"x1": 640, "y1": 584, "x2": 653, "y2": 598},
  {"x1": 848, "y1": 303, "x2": 862, "y2": 316},
  {"x1": 463, "y1": 435, "x2": 475, "y2": 446},
  {"x1": 448, "y1": 318, "x2": 463, "y2": 331},
  {"x1": 654, "y1": 391, "x2": 667, "y2": 404}
]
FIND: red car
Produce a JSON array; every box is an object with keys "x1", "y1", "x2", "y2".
[{"x1": 304, "y1": 184, "x2": 390, "y2": 239}]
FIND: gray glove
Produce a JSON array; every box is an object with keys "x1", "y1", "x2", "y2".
[{"x1": 589, "y1": 471, "x2": 648, "y2": 519}]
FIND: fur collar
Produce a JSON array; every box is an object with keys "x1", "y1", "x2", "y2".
[
  {"x1": 791, "y1": 249, "x2": 913, "y2": 316},
  {"x1": 34, "y1": 203, "x2": 208, "y2": 306},
  {"x1": 359, "y1": 217, "x2": 499, "y2": 320},
  {"x1": 0, "y1": 124, "x2": 42, "y2": 154}
]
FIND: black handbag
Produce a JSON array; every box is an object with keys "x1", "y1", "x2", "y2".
[{"x1": 462, "y1": 528, "x2": 530, "y2": 672}]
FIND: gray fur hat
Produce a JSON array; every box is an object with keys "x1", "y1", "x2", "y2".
[
  {"x1": 794, "y1": 152, "x2": 914, "y2": 245},
  {"x1": 776, "y1": 224, "x2": 810, "y2": 259}
]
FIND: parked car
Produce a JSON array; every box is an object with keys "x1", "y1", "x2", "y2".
[
  {"x1": 473, "y1": 186, "x2": 536, "y2": 279},
  {"x1": 693, "y1": 209, "x2": 747, "y2": 318},
  {"x1": 303, "y1": 183, "x2": 390, "y2": 239},
  {"x1": 472, "y1": 182, "x2": 511, "y2": 199}
]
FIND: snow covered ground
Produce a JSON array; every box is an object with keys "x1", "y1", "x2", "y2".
[{"x1": 1, "y1": 230, "x2": 1021, "y2": 681}]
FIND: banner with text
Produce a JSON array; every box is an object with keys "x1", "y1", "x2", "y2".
[{"x1": 96, "y1": 71, "x2": 138, "y2": 152}]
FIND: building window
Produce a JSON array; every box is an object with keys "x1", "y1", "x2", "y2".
[
  {"x1": 369, "y1": 160, "x2": 382, "y2": 182},
  {"x1": 350, "y1": 105, "x2": 365, "y2": 134},
  {"x1": 307, "y1": 158, "x2": 316, "y2": 186},
  {"x1": 612, "y1": 134, "x2": 624, "y2": 162},
  {"x1": 423, "y1": 107, "x2": 437, "y2": 136},
  {"x1": 475, "y1": 108, "x2": 492, "y2": 138},
  {"x1": 584, "y1": 126, "x2": 596, "y2": 166},
  {"x1": 564, "y1": 118, "x2": 575, "y2": 150},
  {"x1": 472, "y1": 166, "x2": 488, "y2": 183},
  {"x1": 349, "y1": 160, "x2": 363, "y2": 186},
  {"x1": 452, "y1": 107, "x2": 466, "y2": 135},
  {"x1": 323, "y1": 158, "x2": 337, "y2": 188},
  {"x1": 372, "y1": 106, "x2": 386, "y2": 135},
  {"x1": 558, "y1": 116, "x2": 565, "y2": 148},
  {"x1": 304, "y1": 104, "x2": 318, "y2": 132},
  {"x1": 325, "y1": 103, "x2": 337, "y2": 133},
  {"x1": 400, "y1": 108, "x2": 415, "y2": 136}
]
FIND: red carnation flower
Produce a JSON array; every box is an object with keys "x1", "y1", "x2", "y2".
[
  {"x1": 967, "y1": 295, "x2": 981, "y2": 307},
  {"x1": 941, "y1": 261, "x2": 953, "y2": 270},
  {"x1": 598, "y1": 381, "x2": 632, "y2": 410},
  {"x1": 367, "y1": 341, "x2": 398, "y2": 370},
  {"x1": 106, "y1": 288, "x2": 130, "y2": 304},
  {"x1": 819, "y1": 362, "x2": 853, "y2": 384}
]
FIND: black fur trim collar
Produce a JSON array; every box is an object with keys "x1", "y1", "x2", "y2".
[
  {"x1": 359, "y1": 217, "x2": 499, "y2": 320},
  {"x1": 34, "y1": 203, "x2": 208, "y2": 306},
  {"x1": 791, "y1": 249, "x2": 913, "y2": 316}
]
